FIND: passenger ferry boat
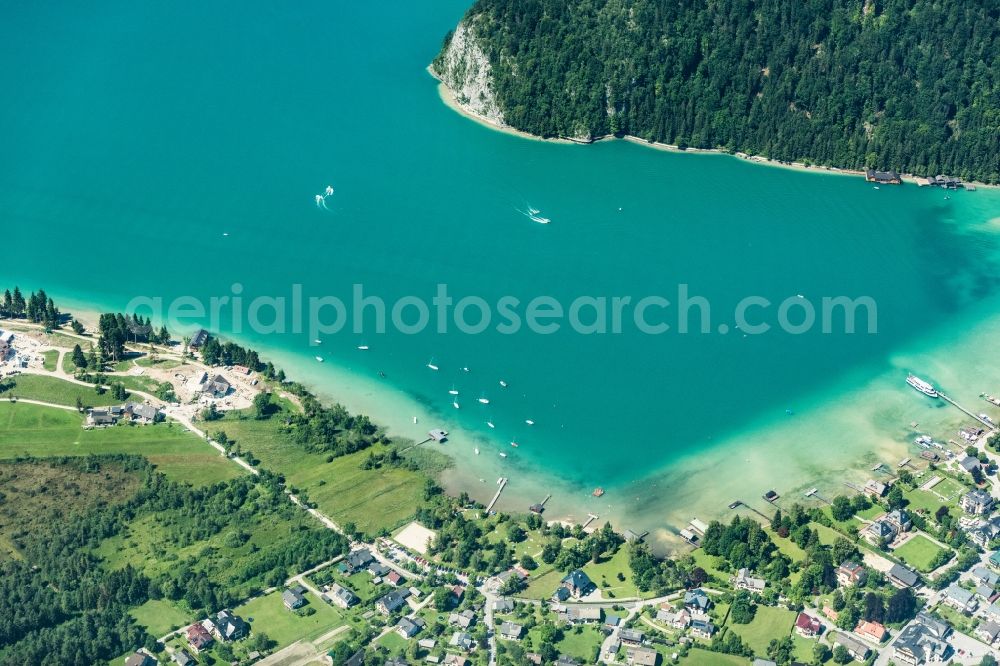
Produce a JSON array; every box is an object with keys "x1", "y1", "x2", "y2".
[{"x1": 906, "y1": 374, "x2": 938, "y2": 398}]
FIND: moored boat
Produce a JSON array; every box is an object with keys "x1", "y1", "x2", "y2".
[{"x1": 906, "y1": 374, "x2": 938, "y2": 398}]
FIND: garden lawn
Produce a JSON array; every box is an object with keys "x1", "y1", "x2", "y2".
[
  {"x1": 810, "y1": 522, "x2": 845, "y2": 546},
  {"x1": 0, "y1": 374, "x2": 124, "y2": 407},
  {"x1": 555, "y1": 626, "x2": 604, "y2": 662},
  {"x1": 582, "y1": 547, "x2": 645, "y2": 599},
  {"x1": 726, "y1": 605, "x2": 797, "y2": 657},
  {"x1": 892, "y1": 535, "x2": 949, "y2": 572},
  {"x1": 766, "y1": 528, "x2": 807, "y2": 562},
  {"x1": 129, "y1": 599, "x2": 192, "y2": 637},
  {"x1": 522, "y1": 567, "x2": 566, "y2": 600},
  {"x1": 235, "y1": 590, "x2": 348, "y2": 648},
  {"x1": 678, "y1": 648, "x2": 747, "y2": 666},
  {"x1": 0, "y1": 402, "x2": 243, "y2": 486}
]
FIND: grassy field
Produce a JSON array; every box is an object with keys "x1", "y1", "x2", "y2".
[
  {"x1": 582, "y1": 546, "x2": 645, "y2": 599},
  {"x1": 135, "y1": 356, "x2": 182, "y2": 370},
  {"x1": 892, "y1": 534, "x2": 949, "y2": 572},
  {"x1": 0, "y1": 402, "x2": 243, "y2": 486},
  {"x1": 726, "y1": 605, "x2": 797, "y2": 657},
  {"x1": 689, "y1": 548, "x2": 731, "y2": 583},
  {"x1": 522, "y1": 567, "x2": 566, "y2": 600},
  {"x1": 214, "y1": 408, "x2": 426, "y2": 535},
  {"x1": 810, "y1": 522, "x2": 845, "y2": 546},
  {"x1": 903, "y1": 488, "x2": 950, "y2": 514},
  {"x1": 766, "y1": 528, "x2": 807, "y2": 562},
  {"x1": 235, "y1": 589, "x2": 349, "y2": 648},
  {"x1": 41, "y1": 349, "x2": 59, "y2": 371},
  {"x1": 129, "y1": 599, "x2": 192, "y2": 637},
  {"x1": 555, "y1": 625, "x2": 604, "y2": 662},
  {"x1": 0, "y1": 374, "x2": 124, "y2": 407}
]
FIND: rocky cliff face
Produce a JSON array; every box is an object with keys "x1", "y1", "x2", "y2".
[{"x1": 432, "y1": 20, "x2": 505, "y2": 127}]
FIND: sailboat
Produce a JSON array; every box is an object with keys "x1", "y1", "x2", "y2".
[
  {"x1": 478, "y1": 395, "x2": 490, "y2": 405},
  {"x1": 448, "y1": 386, "x2": 459, "y2": 395},
  {"x1": 499, "y1": 380, "x2": 508, "y2": 388},
  {"x1": 486, "y1": 421, "x2": 495, "y2": 429},
  {"x1": 427, "y1": 358, "x2": 439, "y2": 371},
  {"x1": 357, "y1": 344, "x2": 369, "y2": 351},
  {"x1": 474, "y1": 447, "x2": 480, "y2": 455},
  {"x1": 525, "y1": 419, "x2": 535, "y2": 425},
  {"x1": 510, "y1": 439, "x2": 519, "y2": 447},
  {"x1": 452, "y1": 399, "x2": 460, "y2": 409},
  {"x1": 315, "y1": 356, "x2": 324, "y2": 363}
]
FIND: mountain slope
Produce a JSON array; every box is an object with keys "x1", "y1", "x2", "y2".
[{"x1": 433, "y1": 0, "x2": 1000, "y2": 182}]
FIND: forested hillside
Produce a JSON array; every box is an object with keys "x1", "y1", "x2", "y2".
[{"x1": 434, "y1": 0, "x2": 1000, "y2": 182}]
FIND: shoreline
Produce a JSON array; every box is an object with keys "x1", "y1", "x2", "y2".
[{"x1": 432, "y1": 74, "x2": 998, "y2": 190}]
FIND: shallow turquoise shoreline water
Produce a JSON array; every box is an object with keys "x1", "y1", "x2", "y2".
[{"x1": 4, "y1": 1, "x2": 1000, "y2": 541}]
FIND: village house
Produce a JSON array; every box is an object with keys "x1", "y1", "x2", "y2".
[
  {"x1": 442, "y1": 655, "x2": 468, "y2": 666},
  {"x1": 556, "y1": 569, "x2": 594, "y2": 599},
  {"x1": 396, "y1": 616, "x2": 424, "y2": 639},
  {"x1": 124, "y1": 653, "x2": 157, "y2": 666},
  {"x1": 942, "y1": 583, "x2": 978, "y2": 614},
  {"x1": 563, "y1": 605, "x2": 602, "y2": 624},
  {"x1": 689, "y1": 619, "x2": 715, "y2": 639},
  {"x1": 625, "y1": 645, "x2": 658, "y2": 666},
  {"x1": 974, "y1": 620, "x2": 1000, "y2": 646},
  {"x1": 836, "y1": 561, "x2": 866, "y2": 587},
  {"x1": 449, "y1": 609, "x2": 476, "y2": 629},
  {"x1": 794, "y1": 613, "x2": 821, "y2": 637},
  {"x1": 185, "y1": 623, "x2": 214, "y2": 653},
  {"x1": 492, "y1": 598, "x2": 514, "y2": 613},
  {"x1": 324, "y1": 583, "x2": 358, "y2": 609},
  {"x1": 619, "y1": 629, "x2": 644, "y2": 645},
  {"x1": 958, "y1": 454, "x2": 981, "y2": 475},
  {"x1": 732, "y1": 567, "x2": 766, "y2": 593},
  {"x1": 972, "y1": 566, "x2": 1000, "y2": 588},
  {"x1": 683, "y1": 589, "x2": 712, "y2": 613},
  {"x1": 386, "y1": 570, "x2": 405, "y2": 586},
  {"x1": 499, "y1": 621, "x2": 523, "y2": 640},
  {"x1": 555, "y1": 656, "x2": 579, "y2": 666},
  {"x1": 961, "y1": 488, "x2": 996, "y2": 515},
  {"x1": 342, "y1": 548, "x2": 374, "y2": 574},
  {"x1": 832, "y1": 632, "x2": 871, "y2": 662},
  {"x1": 892, "y1": 614, "x2": 950, "y2": 665},
  {"x1": 376, "y1": 588, "x2": 410, "y2": 615},
  {"x1": 603, "y1": 615, "x2": 621, "y2": 633},
  {"x1": 202, "y1": 374, "x2": 231, "y2": 399},
  {"x1": 655, "y1": 607, "x2": 690, "y2": 629},
  {"x1": 854, "y1": 620, "x2": 888, "y2": 643},
  {"x1": 188, "y1": 329, "x2": 209, "y2": 351},
  {"x1": 128, "y1": 402, "x2": 160, "y2": 424},
  {"x1": 172, "y1": 649, "x2": 195, "y2": 666},
  {"x1": 87, "y1": 408, "x2": 117, "y2": 426},
  {"x1": 450, "y1": 631, "x2": 476, "y2": 652},
  {"x1": 967, "y1": 517, "x2": 1000, "y2": 548},
  {"x1": 214, "y1": 610, "x2": 248, "y2": 641},
  {"x1": 752, "y1": 660, "x2": 777, "y2": 666},
  {"x1": 885, "y1": 509, "x2": 912, "y2": 533},
  {"x1": 886, "y1": 563, "x2": 919, "y2": 589},
  {"x1": 282, "y1": 585, "x2": 307, "y2": 610},
  {"x1": 417, "y1": 638, "x2": 436, "y2": 650},
  {"x1": 863, "y1": 518, "x2": 897, "y2": 546}
]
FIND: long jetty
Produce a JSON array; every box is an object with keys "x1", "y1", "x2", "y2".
[
  {"x1": 938, "y1": 392, "x2": 996, "y2": 429},
  {"x1": 485, "y1": 477, "x2": 508, "y2": 513}
]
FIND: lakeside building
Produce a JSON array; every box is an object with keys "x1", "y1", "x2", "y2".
[
  {"x1": 732, "y1": 568, "x2": 766, "y2": 593},
  {"x1": 836, "y1": 561, "x2": 866, "y2": 587},
  {"x1": 865, "y1": 169, "x2": 901, "y2": 185},
  {"x1": 960, "y1": 489, "x2": 996, "y2": 515},
  {"x1": 886, "y1": 563, "x2": 919, "y2": 589}
]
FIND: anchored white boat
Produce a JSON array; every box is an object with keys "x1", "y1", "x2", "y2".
[
  {"x1": 452, "y1": 400, "x2": 460, "y2": 409},
  {"x1": 906, "y1": 374, "x2": 938, "y2": 398},
  {"x1": 486, "y1": 421, "x2": 495, "y2": 429},
  {"x1": 427, "y1": 359, "x2": 439, "y2": 371},
  {"x1": 478, "y1": 396, "x2": 490, "y2": 405},
  {"x1": 525, "y1": 419, "x2": 535, "y2": 425},
  {"x1": 499, "y1": 380, "x2": 508, "y2": 388},
  {"x1": 315, "y1": 356, "x2": 324, "y2": 363},
  {"x1": 357, "y1": 345, "x2": 369, "y2": 351},
  {"x1": 448, "y1": 387, "x2": 459, "y2": 395}
]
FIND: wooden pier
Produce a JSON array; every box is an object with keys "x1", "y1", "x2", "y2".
[
  {"x1": 484, "y1": 477, "x2": 508, "y2": 513},
  {"x1": 581, "y1": 513, "x2": 599, "y2": 530},
  {"x1": 939, "y1": 393, "x2": 996, "y2": 429}
]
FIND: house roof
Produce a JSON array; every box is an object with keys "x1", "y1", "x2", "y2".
[
  {"x1": 795, "y1": 613, "x2": 820, "y2": 631},
  {"x1": 500, "y1": 621, "x2": 523, "y2": 636},
  {"x1": 959, "y1": 455, "x2": 981, "y2": 472},
  {"x1": 620, "y1": 629, "x2": 643, "y2": 642},
  {"x1": 945, "y1": 583, "x2": 975, "y2": 605},
  {"x1": 832, "y1": 632, "x2": 870, "y2": 656},
  {"x1": 562, "y1": 569, "x2": 592, "y2": 590},
  {"x1": 888, "y1": 563, "x2": 919, "y2": 587},
  {"x1": 627, "y1": 646, "x2": 657, "y2": 666}
]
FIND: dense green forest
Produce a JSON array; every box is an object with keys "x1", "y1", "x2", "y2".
[{"x1": 436, "y1": 0, "x2": 1000, "y2": 182}]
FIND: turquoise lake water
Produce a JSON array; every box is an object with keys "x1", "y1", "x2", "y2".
[{"x1": 4, "y1": 1, "x2": 1000, "y2": 537}]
